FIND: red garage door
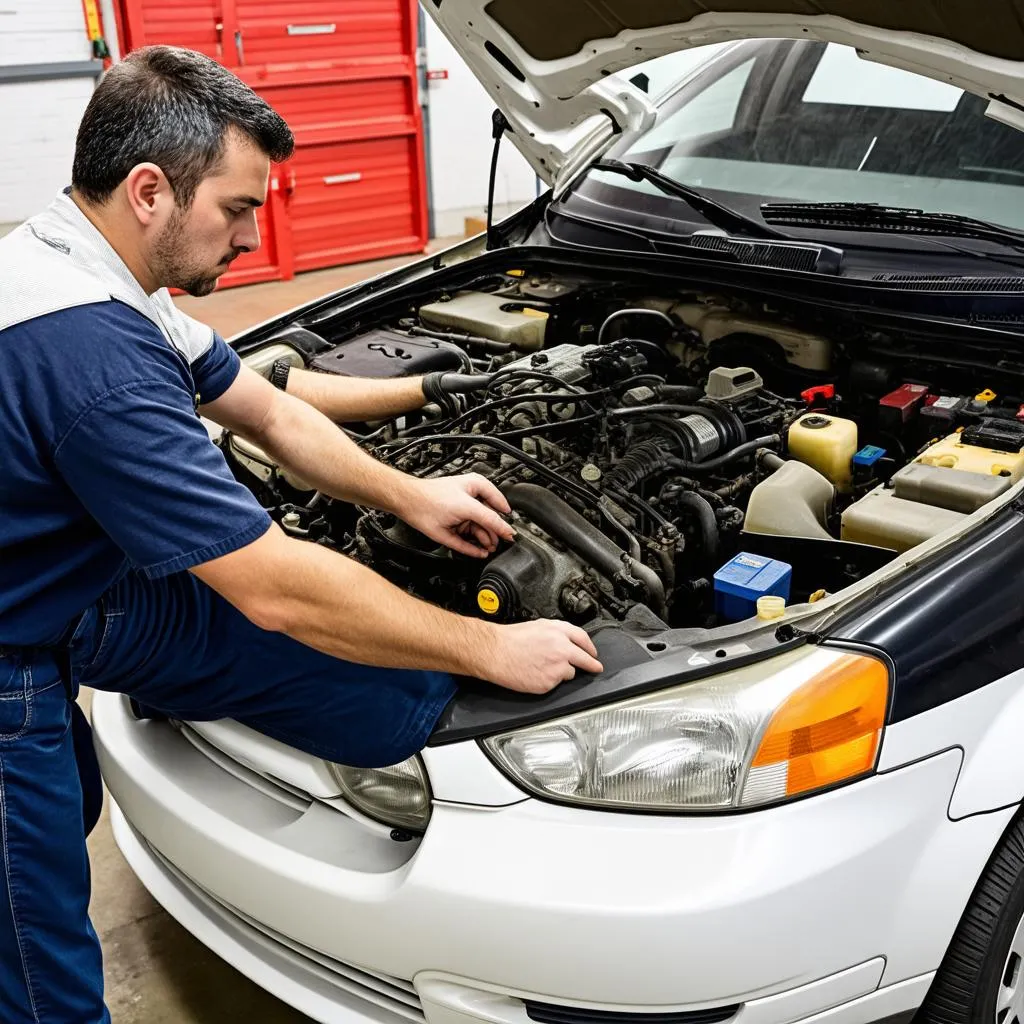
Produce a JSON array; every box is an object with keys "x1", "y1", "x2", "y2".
[{"x1": 114, "y1": 0, "x2": 428, "y2": 288}]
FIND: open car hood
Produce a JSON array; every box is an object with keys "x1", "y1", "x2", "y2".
[{"x1": 422, "y1": 0, "x2": 1024, "y2": 185}]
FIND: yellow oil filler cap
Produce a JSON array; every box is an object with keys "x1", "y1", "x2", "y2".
[
  {"x1": 976, "y1": 389, "x2": 997, "y2": 403},
  {"x1": 477, "y1": 588, "x2": 502, "y2": 615}
]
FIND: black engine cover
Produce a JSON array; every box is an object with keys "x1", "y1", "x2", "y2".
[{"x1": 309, "y1": 329, "x2": 466, "y2": 379}]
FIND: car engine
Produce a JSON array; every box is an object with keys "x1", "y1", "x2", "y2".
[{"x1": 223, "y1": 270, "x2": 1024, "y2": 631}]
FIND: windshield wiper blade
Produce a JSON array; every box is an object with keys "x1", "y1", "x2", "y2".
[
  {"x1": 761, "y1": 201, "x2": 1024, "y2": 253},
  {"x1": 592, "y1": 159, "x2": 792, "y2": 241}
]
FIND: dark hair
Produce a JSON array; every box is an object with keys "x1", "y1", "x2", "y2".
[{"x1": 72, "y1": 46, "x2": 294, "y2": 207}]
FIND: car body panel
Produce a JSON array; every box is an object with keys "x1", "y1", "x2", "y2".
[
  {"x1": 94, "y1": 684, "x2": 997, "y2": 1011},
  {"x1": 108, "y1": 807, "x2": 931, "y2": 1023},
  {"x1": 824, "y1": 507, "x2": 1024, "y2": 723},
  {"x1": 423, "y1": 0, "x2": 1024, "y2": 182}
]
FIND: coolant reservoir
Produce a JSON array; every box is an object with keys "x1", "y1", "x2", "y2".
[{"x1": 788, "y1": 413, "x2": 858, "y2": 492}]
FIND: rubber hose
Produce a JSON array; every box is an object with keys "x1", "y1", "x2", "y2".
[
  {"x1": 673, "y1": 491, "x2": 719, "y2": 570},
  {"x1": 608, "y1": 403, "x2": 710, "y2": 418},
  {"x1": 657, "y1": 384, "x2": 705, "y2": 404},
  {"x1": 668, "y1": 435, "x2": 782, "y2": 473},
  {"x1": 604, "y1": 439, "x2": 671, "y2": 490},
  {"x1": 504, "y1": 483, "x2": 666, "y2": 614},
  {"x1": 757, "y1": 450, "x2": 786, "y2": 472},
  {"x1": 597, "y1": 307, "x2": 675, "y2": 345}
]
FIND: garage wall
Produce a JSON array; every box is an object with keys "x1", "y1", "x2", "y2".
[{"x1": 0, "y1": 0, "x2": 97, "y2": 225}]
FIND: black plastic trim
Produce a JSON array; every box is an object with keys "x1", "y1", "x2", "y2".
[
  {"x1": 525, "y1": 1004, "x2": 738, "y2": 1024},
  {"x1": 428, "y1": 629, "x2": 807, "y2": 746}
]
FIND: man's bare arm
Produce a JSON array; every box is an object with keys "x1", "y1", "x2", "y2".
[
  {"x1": 203, "y1": 364, "x2": 423, "y2": 513},
  {"x1": 191, "y1": 525, "x2": 603, "y2": 692},
  {"x1": 282, "y1": 365, "x2": 427, "y2": 422}
]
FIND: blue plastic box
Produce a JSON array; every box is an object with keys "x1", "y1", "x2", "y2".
[{"x1": 713, "y1": 552, "x2": 793, "y2": 622}]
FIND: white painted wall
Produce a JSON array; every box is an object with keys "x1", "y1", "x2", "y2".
[
  {"x1": 422, "y1": 16, "x2": 539, "y2": 238},
  {"x1": 0, "y1": 0, "x2": 96, "y2": 224}
]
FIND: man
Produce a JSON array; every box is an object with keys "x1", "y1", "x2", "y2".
[{"x1": 0, "y1": 46, "x2": 602, "y2": 1023}]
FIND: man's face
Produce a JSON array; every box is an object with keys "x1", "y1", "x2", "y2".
[{"x1": 151, "y1": 129, "x2": 269, "y2": 297}]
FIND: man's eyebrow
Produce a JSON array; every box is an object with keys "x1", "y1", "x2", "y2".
[{"x1": 230, "y1": 195, "x2": 264, "y2": 208}]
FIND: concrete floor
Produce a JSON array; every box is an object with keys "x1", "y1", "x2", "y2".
[{"x1": 87, "y1": 237, "x2": 460, "y2": 1022}]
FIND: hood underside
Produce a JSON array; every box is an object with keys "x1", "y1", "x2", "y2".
[{"x1": 424, "y1": 0, "x2": 1024, "y2": 183}]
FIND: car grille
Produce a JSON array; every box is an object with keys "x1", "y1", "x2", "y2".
[
  {"x1": 149, "y1": 842, "x2": 426, "y2": 1023},
  {"x1": 524, "y1": 1002, "x2": 739, "y2": 1024}
]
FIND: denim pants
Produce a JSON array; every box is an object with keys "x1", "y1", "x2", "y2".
[{"x1": 0, "y1": 569, "x2": 456, "y2": 1022}]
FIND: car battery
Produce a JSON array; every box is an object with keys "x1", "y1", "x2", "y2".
[{"x1": 713, "y1": 553, "x2": 792, "y2": 623}]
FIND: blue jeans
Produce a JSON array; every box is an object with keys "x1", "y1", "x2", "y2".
[{"x1": 0, "y1": 569, "x2": 456, "y2": 1022}]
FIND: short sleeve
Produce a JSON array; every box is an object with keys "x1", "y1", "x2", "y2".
[
  {"x1": 192, "y1": 333, "x2": 241, "y2": 405},
  {"x1": 53, "y1": 380, "x2": 271, "y2": 577}
]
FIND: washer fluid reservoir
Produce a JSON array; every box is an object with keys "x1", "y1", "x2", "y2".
[{"x1": 788, "y1": 413, "x2": 858, "y2": 492}]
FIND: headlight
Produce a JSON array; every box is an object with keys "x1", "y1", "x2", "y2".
[
  {"x1": 482, "y1": 648, "x2": 889, "y2": 812},
  {"x1": 329, "y1": 755, "x2": 432, "y2": 832}
]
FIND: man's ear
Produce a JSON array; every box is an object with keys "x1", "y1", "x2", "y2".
[{"x1": 123, "y1": 163, "x2": 175, "y2": 226}]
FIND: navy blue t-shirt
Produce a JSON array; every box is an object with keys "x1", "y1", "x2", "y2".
[{"x1": 0, "y1": 300, "x2": 271, "y2": 646}]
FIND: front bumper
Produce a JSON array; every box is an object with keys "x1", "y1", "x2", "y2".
[{"x1": 93, "y1": 691, "x2": 1006, "y2": 1024}]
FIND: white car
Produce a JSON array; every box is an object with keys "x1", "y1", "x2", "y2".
[{"x1": 95, "y1": 5, "x2": 1024, "y2": 1024}]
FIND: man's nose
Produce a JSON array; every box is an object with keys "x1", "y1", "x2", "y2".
[{"x1": 235, "y1": 209, "x2": 261, "y2": 254}]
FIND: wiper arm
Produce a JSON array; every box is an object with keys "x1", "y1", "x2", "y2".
[
  {"x1": 761, "y1": 201, "x2": 1024, "y2": 253},
  {"x1": 592, "y1": 159, "x2": 791, "y2": 241}
]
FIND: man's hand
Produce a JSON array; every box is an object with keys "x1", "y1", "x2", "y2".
[
  {"x1": 477, "y1": 620, "x2": 604, "y2": 693},
  {"x1": 400, "y1": 474, "x2": 516, "y2": 557}
]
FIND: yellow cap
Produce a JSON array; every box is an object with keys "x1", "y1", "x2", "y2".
[
  {"x1": 756, "y1": 596, "x2": 786, "y2": 620},
  {"x1": 976, "y1": 389, "x2": 997, "y2": 402},
  {"x1": 477, "y1": 588, "x2": 501, "y2": 615},
  {"x1": 506, "y1": 269, "x2": 526, "y2": 277}
]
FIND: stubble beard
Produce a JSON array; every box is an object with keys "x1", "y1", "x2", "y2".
[{"x1": 152, "y1": 206, "x2": 222, "y2": 297}]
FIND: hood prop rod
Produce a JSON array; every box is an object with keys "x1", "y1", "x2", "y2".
[{"x1": 486, "y1": 109, "x2": 512, "y2": 250}]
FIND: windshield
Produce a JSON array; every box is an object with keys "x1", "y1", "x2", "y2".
[{"x1": 594, "y1": 40, "x2": 1024, "y2": 233}]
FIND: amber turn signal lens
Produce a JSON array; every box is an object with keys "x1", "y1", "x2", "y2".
[{"x1": 750, "y1": 653, "x2": 889, "y2": 798}]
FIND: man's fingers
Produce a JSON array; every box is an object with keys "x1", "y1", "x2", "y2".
[
  {"x1": 445, "y1": 531, "x2": 490, "y2": 558},
  {"x1": 469, "y1": 523, "x2": 497, "y2": 550},
  {"x1": 567, "y1": 645, "x2": 604, "y2": 675},
  {"x1": 568, "y1": 625, "x2": 600, "y2": 659},
  {"x1": 552, "y1": 621, "x2": 600, "y2": 659},
  {"x1": 467, "y1": 474, "x2": 512, "y2": 515},
  {"x1": 470, "y1": 504, "x2": 516, "y2": 543},
  {"x1": 554, "y1": 623, "x2": 602, "y2": 673}
]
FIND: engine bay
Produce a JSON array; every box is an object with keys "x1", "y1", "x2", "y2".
[{"x1": 223, "y1": 265, "x2": 1024, "y2": 633}]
